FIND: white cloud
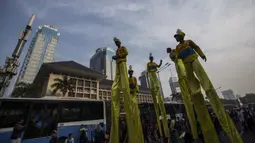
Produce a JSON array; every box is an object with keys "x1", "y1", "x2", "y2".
[{"x1": 19, "y1": 0, "x2": 255, "y2": 96}]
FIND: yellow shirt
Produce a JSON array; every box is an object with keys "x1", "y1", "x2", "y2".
[
  {"x1": 174, "y1": 40, "x2": 205, "y2": 63},
  {"x1": 129, "y1": 77, "x2": 139, "y2": 93},
  {"x1": 116, "y1": 46, "x2": 128, "y2": 63},
  {"x1": 146, "y1": 62, "x2": 159, "y2": 73}
]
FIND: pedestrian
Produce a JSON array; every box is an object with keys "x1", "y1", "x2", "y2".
[
  {"x1": 10, "y1": 119, "x2": 25, "y2": 143},
  {"x1": 65, "y1": 133, "x2": 74, "y2": 143},
  {"x1": 80, "y1": 125, "x2": 88, "y2": 143},
  {"x1": 94, "y1": 124, "x2": 105, "y2": 143},
  {"x1": 49, "y1": 130, "x2": 58, "y2": 143}
]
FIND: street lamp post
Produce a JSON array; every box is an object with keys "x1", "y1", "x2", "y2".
[
  {"x1": 157, "y1": 63, "x2": 171, "y2": 100},
  {"x1": 0, "y1": 14, "x2": 35, "y2": 97}
]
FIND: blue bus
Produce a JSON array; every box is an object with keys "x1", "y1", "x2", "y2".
[{"x1": 0, "y1": 98, "x2": 106, "y2": 143}]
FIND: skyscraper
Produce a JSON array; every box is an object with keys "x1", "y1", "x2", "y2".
[
  {"x1": 139, "y1": 70, "x2": 150, "y2": 88},
  {"x1": 16, "y1": 25, "x2": 60, "y2": 84},
  {"x1": 169, "y1": 77, "x2": 181, "y2": 94},
  {"x1": 90, "y1": 47, "x2": 116, "y2": 80},
  {"x1": 221, "y1": 89, "x2": 236, "y2": 100}
]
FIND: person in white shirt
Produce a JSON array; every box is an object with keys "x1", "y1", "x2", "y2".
[{"x1": 65, "y1": 133, "x2": 74, "y2": 143}]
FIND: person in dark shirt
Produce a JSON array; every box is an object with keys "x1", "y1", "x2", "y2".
[
  {"x1": 142, "y1": 121, "x2": 149, "y2": 143},
  {"x1": 94, "y1": 124, "x2": 105, "y2": 143},
  {"x1": 49, "y1": 130, "x2": 58, "y2": 143},
  {"x1": 80, "y1": 125, "x2": 88, "y2": 143},
  {"x1": 10, "y1": 119, "x2": 25, "y2": 143}
]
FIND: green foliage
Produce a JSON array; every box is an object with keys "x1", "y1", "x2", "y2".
[
  {"x1": 11, "y1": 82, "x2": 36, "y2": 98},
  {"x1": 51, "y1": 76, "x2": 74, "y2": 96},
  {"x1": 239, "y1": 93, "x2": 255, "y2": 104}
]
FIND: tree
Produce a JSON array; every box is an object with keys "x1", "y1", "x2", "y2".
[
  {"x1": 239, "y1": 93, "x2": 255, "y2": 104},
  {"x1": 171, "y1": 92, "x2": 182, "y2": 102},
  {"x1": 11, "y1": 82, "x2": 36, "y2": 98},
  {"x1": 51, "y1": 76, "x2": 74, "y2": 96}
]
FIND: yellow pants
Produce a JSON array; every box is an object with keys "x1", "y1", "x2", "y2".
[
  {"x1": 174, "y1": 59, "x2": 198, "y2": 140},
  {"x1": 185, "y1": 58, "x2": 243, "y2": 143},
  {"x1": 130, "y1": 91, "x2": 144, "y2": 143},
  {"x1": 110, "y1": 62, "x2": 137, "y2": 143},
  {"x1": 148, "y1": 72, "x2": 170, "y2": 140}
]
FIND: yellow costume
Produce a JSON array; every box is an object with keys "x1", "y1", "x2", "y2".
[
  {"x1": 170, "y1": 57, "x2": 198, "y2": 140},
  {"x1": 128, "y1": 65, "x2": 144, "y2": 143},
  {"x1": 147, "y1": 53, "x2": 170, "y2": 141},
  {"x1": 170, "y1": 29, "x2": 243, "y2": 143},
  {"x1": 110, "y1": 37, "x2": 136, "y2": 143}
]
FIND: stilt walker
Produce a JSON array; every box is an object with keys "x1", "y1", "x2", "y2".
[
  {"x1": 170, "y1": 29, "x2": 243, "y2": 143},
  {"x1": 128, "y1": 65, "x2": 144, "y2": 143},
  {"x1": 167, "y1": 48, "x2": 198, "y2": 141},
  {"x1": 147, "y1": 53, "x2": 170, "y2": 142},
  {"x1": 110, "y1": 37, "x2": 136, "y2": 143}
]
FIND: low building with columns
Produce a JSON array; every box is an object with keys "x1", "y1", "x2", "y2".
[{"x1": 33, "y1": 61, "x2": 153, "y2": 103}]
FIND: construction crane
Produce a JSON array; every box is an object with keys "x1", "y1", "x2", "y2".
[{"x1": 0, "y1": 14, "x2": 35, "y2": 97}]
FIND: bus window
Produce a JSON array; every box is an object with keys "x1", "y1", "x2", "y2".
[
  {"x1": 81, "y1": 102, "x2": 103, "y2": 121},
  {"x1": 59, "y1": 102, "x2": 104, "y2": 123},
  {"x1": 59, "y1": 102, "x2": 82, "y2": 123},
  {"x1": 0, "y1": 101, "x2": 29, "y2": 128},
  {"x1": 23, "y1": 103, "x2": 59, "y2": 139}
]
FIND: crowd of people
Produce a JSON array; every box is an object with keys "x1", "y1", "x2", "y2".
[
  {"x1": 113, "y1": 106, "x2": 255, "y2": 143},
  {"x1": 9, "y1": 106, "x2": 255, "y2": 143}
]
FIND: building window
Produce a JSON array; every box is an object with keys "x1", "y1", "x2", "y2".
[
  {"x1": 84, "y1": 94, "x2": 90, "y2": 98},
  {"x1": 84, "y1": 88, "x2": 90, "y2": 94},
  {"x1": 77, "y1": 87, "x2": 83, "y2": 93},
  {"x1": 78, "y1": 80, "x2": 84, "y2": 86},
  {"x1": 91, "y1": 89, "x2": 97, "y2": 94},
  {"x1": 68, "y1": 92, "x2": 75, "y2": 97},
  {"x1": 76, "y1": 93, "x2": 83, "y2": 98},
  {"x1": 85, "y1": 81, "x2": 90, "y2": 87},
  {"x1": 91, "y1": 82, "x2": 97, "y2": 88}
]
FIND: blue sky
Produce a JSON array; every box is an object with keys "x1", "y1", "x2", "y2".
[{"x1": 0, "y1": 0, "x2": 255, "y2": 97}]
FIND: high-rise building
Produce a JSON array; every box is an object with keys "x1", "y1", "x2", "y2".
[
  {"x1": 139, "y1": 70, "x2": 150, "y2": 88},
  {"x1": 221, "y1": 89, "x2": 236, "y2": 100},
  {"x1": 90, "y1": 47, "x2": 116, "y2": 80},
  {"x1": 169, "y1": 77, "x2": 181, "y2": 94},
  {"x1": 16, "y1": 25, "x2": 60, "y2": 84}
]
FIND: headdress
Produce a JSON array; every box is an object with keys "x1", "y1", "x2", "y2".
[
  {"x1": 128, "y1": 65, "x2": 133, "y2": 73},
  {"x1": 113, "y1": 37, "x2": 120, "y2": 42},
  {"x1": 174, "y1": 29, "x2": 185, "y2": 37},
  {"x1": 149, "y1": 52, "x2": 153, "y2": 58}
]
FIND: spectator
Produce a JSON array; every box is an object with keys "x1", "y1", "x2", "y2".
[
  {"x1": 49, "y1": 130, "x2": 58, "y2": 143},
  {"x1": 65, "y1": 133, "x2": 74, "y2": 143},
  {"x1": 80, "y1": 125, "x2": 88, "y2": 143},
  {"x1": 94, "y1": 124, "x2": 105, "y2": 143},
  {"x1": 104, "y1": 127, "x2": 110, "y2": 143},
  {"x1": 10, "y1": 119, "x2": 25, "y2": 143}
]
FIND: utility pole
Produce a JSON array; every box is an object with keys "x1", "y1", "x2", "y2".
[
  {"x1": 0, "y1": 14, "x2": 35, "y2": 97},
  {"x1": 157, "y1": 63, "x2": 171, "y2": 101}
]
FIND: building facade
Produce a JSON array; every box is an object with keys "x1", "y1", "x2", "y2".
[
  {"x1": 222, "y1": 89, "x2": 236, "y2": 100},
  {"x1": 90, "y1": 47, "x2": 116, "y2": 80},
  {"x1": 169, "y1": 77, "x2": 181, "y2": 95},
  {"x1": 33, "y1": 61, "x2": 152, "y2": 103},
  {"x1": 16, "y1": 25, "x2": 60, "y2": 84},
  {"x1": 139, "y1": 70, "x2": 150, "y2": 88}
]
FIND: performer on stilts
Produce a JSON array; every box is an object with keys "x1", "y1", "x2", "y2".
[
  {"x1": 128, "y1": 65, "x2": 144, "y2": 143},
  {"x1": 166, "y1": 47, "x2": 199, "y2": 141},
  {"x1": 169, "y1": 29, "x2": 243, "y2": 143},
  {"x1": 110, "y1": 37, "x2": 136, "y2": 143},
  {"x1": 146, "y1": 53, "x2": 170, "y2": 142}
]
